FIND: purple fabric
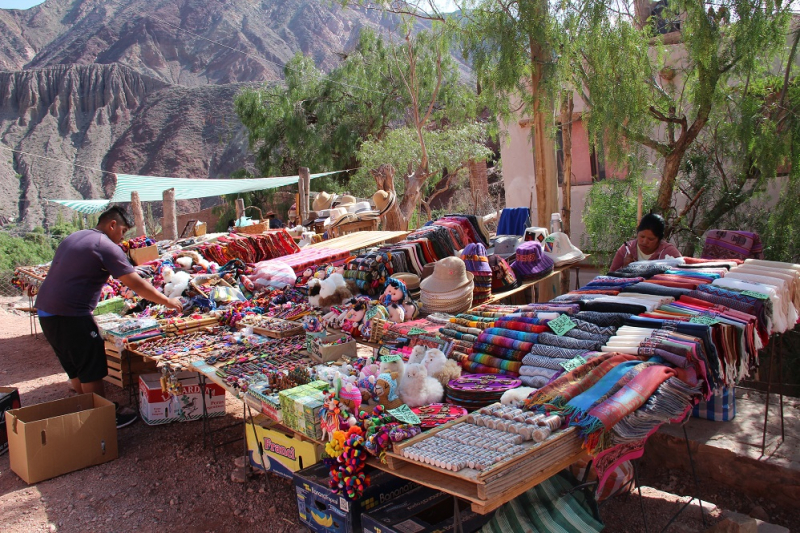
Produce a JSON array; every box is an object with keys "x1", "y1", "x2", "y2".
[{"x1": 36, "y1": 229, "x2": 135, "y2": 316}]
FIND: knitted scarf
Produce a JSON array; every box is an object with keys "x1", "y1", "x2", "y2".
[
  {"x1": 439, "y1": 328, "x2": 478, "y2": 343},
  {"x1": 574, "y1": 312, "x2": 632, "y2": 328},
  {"x1": 524, "y1": 353, "x2": 645, "y2": 412},
  {"x1": 475, "y1": 333, "x2": 537, "y2": 352},
  {"x1": 528, "y1": 344, "x2": 590, "y2": 359},
  {"x1": 462, "y1": 361, "x2": 520, "y2": 376},
  {"x1": 491, "y1": 321, "x2": 549, "y2": 334},
  {"x1": 472, "y1": 342, "x2": 528, "y2": 361},
  {"x1": 467, "y1": 352, "x2": 523, "y2": 373},
  {"x1": 481, "y1": 327, "x2": 541, "y2": 343}
]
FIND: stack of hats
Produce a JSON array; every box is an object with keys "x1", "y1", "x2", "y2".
[
  {"x1": 542, "y1": 232, "x2": 585, "y2": 267},
  {"x1": 392, "y1": 272, "x2": 420, "y2": 300},
  {"x1": 420, "y1": 257, "x2": 474, "y2": 314},
  {"x1": 511, "y1": 241, "x2": 555, "y2": 281},
  {"x1": 461, "y1": 243, "x2": 492, "y2": 305},
  {"x1": 444, "y1": 374, "x2": 522, "y2": 410}
]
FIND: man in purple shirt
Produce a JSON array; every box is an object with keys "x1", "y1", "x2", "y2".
[{"x1": 36, "y1": 206, "x2": 181, "y2": 427}]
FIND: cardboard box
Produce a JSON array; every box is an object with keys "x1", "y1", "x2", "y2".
[
  {"x1": 138, "y1": 372, "x2": 226, "y2": 425},
  {"x1": 246, "y1": 415, "x2": 323, "y2": 480},
  {"x1": 294, "y1": 462, "x2": 418, "y2": 533},
  {"x1": 361, "y1": 485, "x2": 492, "y2": 533},
  {"x1": 278, "y1": 382, "x2": 328, "y2": 440},
  {"x1": 0, "y1": 387, "x2": 21, "y2": 455},
  {"x1": 309, "y1": 333, "x2": 357, "y2": 363},
  {"x1": 5, "y1": 393, "x2": 118, "y2": 484},
  {"x1": 129, "y1": 245, "x2": 159, "y2": 266}
]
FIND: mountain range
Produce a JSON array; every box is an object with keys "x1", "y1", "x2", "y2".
[{"x1": 0, "y1": 0, "x2": 414, "y2": 228}]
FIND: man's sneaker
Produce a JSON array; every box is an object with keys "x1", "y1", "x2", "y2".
[{"x1": 116, "y1": 410, "x2": 138, "y2": 428}]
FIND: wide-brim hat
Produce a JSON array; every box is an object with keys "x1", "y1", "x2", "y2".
[
  {"x1": 420, "y1": 256, "x2": 474, "y2": 294},
  {"x1": 488, "y1": 255, "x2": 519, "y2": 293},
  {"x1": 392, "y1": 273, "x2": 420, "y2": 295},
  {"x1": 323, "y1": 207, "x2": 348, "y2": 227},
  {"x1": 490, "y1": 235, "x2": 523, "y2": 260},
  {"x1": 302, "y1": 210, "x2": 319, "y2": 226},
  {"x1": 421, "y1": 284, "x2": 474, "y2": 314},
  {"x1": 373, "y1": 190, "x2": 396, "y2": 216},
  {"x1": 313, "y1": 191, "x2": 334, "y2": 212},
  {"x1": 335, "y1": 194, "x2": 357, "y2": 210},
  {"x1": 332, "y1": 212, "x2": 359, "y2": 228},
  {"x1": 511, "y1": 241, "x2": 555, "y2": 280},
  {"x1": 524, "y1": 227, "x2": 550, "y2": 244},
  {"x1": 542, "y1": 232, "x2": 585, "y2": 267}
]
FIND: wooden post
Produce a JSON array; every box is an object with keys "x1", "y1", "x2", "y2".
[
  {"x1": 559, "y1": 95, "x2": 574, "y2": 296},
  {"x1": 298, "y1": 167, "x2": 310, "y2": 223},
  {"x1": 130, "y1": 191, "x2": 146, "y2": 237},
  {"x1": 235, "y1": 198, "x2": 245, "y2": 221},
  {"x1": 637, "y1": 186, "x2": 643, "y2": 222},
  {"x1": 163, "y1": 188, "x2": 177, "y2": 240}
]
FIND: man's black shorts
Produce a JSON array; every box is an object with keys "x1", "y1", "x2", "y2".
[{"x1": 39, "y1": 315, "x2": 108, "y2": 383}]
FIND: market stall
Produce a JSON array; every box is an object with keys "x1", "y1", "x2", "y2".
[{"x1": 11, "y1": 203, "x2": 798, "y2": 531}]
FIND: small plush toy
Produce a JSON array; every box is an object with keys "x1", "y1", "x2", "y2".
[
  {"x1": 402, "y1": 300, "x2": 420, "y2": 320},
  {"x1": 374, "y1": 372, "x2": 403, "y2": 409},
  {"x1": 378, "y1": 355, "x2": 405, "y2": 385},
  {"x1": 380, "y1": 277, "x2": 408, "y2": 307},
  {"x1": 309, "y1": 273, "x2": 353, "y2": 311},
  {"x1": 407, "y1": 345, "x2": 427, "y2": 365},
  {"x1": 398, "y1": 364, "x2": 444, "y2": 408},
  {"x1": 162, "y1": 266, "x2": 191, "y2": 299},
  {"x1": 341, "y1": 300, "x2": 368, "y2": 336},
  {"x1": 386, "y1": 303, "x2": 405, "y2": 323},
  {"x1": 297, "y1": 267, "x2": 315, "y2": 286},
  {"x1": 500, "y1": 387, "x2": 537, "y2": 406}
]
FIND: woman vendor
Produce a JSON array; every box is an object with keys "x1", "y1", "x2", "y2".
[{"x1": 609, "y1": 213, "x2": 682, "y2": 272}]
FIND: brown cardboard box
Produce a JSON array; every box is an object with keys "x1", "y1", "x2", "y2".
[
  {"x1": 309, "y1": 333, "x2": 357, "y2": 363},
  {"x1": 5, "y1": 394, "x2": 118, "y2": 484},
  {"x1": 129, "y1": 245, "x2": 159, "y2": 266}
]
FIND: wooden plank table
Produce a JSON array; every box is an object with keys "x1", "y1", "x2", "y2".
[
  {"x1": 306, "y1": 230, "x2": 410, "y2": 252},
  {"x1": 368, "y1": 418, "x2": 586, "y2": 515}
]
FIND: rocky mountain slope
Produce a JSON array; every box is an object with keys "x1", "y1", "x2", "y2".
[{"x1": 0, "y1": 0, "x2": 409, "y2": 228}]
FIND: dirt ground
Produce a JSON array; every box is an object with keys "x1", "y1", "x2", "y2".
[{"x1": 0, "y1": 302, "x2": 784, "y2": 533}]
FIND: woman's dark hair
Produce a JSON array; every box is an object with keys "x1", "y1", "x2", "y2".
[{"x1": 637, "y1": 213, "x2": 666, "y2": 240}]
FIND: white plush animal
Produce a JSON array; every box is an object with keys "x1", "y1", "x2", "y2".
[
  {"x1": 500, "y1": 387, "x2": 537, "y2": 406},
  {"x1": 422, "y1": 348, "x2": 462, "y2": 387},
  {"x1": 298, "y1": 231, "x2": 316, "y2": 248},
  {"x1": 407, "y1": 345, "x2": 427, "y2": 365},
  {"x1": 379, "y1": 357, "x2": 405, "y2": 386},
  {"x1": 162, "y1": 266, "x2": 191, "y2": 299},
  {"x1": 398, "y1": 363, "x2": 444, "y2": 408}
]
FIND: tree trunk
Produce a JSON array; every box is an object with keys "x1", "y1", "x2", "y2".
[
  {"x1": 162, "y1": 188, "x2": 177, "y2": 240},
  {"x1": 298, "y1": 167, "x2": 310, "y2": 224},
  {"x1": 130, "y1": 191, "x2": 145, "y2": 237},
  {"x1": 560, "y1": 96, "x2": 573, "y2": 295},
  {"x1": 398, "y1": 171, "x2": 427, "y2": 230},
  {"x1": 371, "y1": 164, "x2": 406, "y2": 231},
  {"x1": 530, "y1": 34, "x2": 559, "y2": 229},
  {"x1": 656, "y1": 152, "x2": 683, "y2": 217}
]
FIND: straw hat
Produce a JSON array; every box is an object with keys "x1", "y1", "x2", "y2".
[
  {"x1": 373, "y1": 190, "x2": 396, "y2": 216},
  {"x1": 302, "y1": 210, "x2": 319, "y2": 226},
  {"x1": 421, "y1": 283, "x2": 474, "y2": 314},
  {"x1": 542, "y1": 232, "x2": 585, "y2": 267},
  {"x1": 420, "y1": 257, "x2": 474, "y2": 294},
  {"x1": 335, "y1": 194, "x2": 357, "y2": 209},
  {"x1": 511, "y1": 241, "x2": 555, "y2": 281},
  {"x1": 313, "y1": 192, "x2": 334, "y2": 212},
  {"x1": 392, "y1": 273, "x2": 421, "y2": 298},
  {"x1": 323, "y1": 207, "x2": 348, "y2": 227},
  {"x1": 332, "y1": 212, "x2": 359, "y2": 228}
]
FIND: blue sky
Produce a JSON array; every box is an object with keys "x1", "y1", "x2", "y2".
[{"x1": 1, "y1": 0, "x2": 46, "y2": 9}]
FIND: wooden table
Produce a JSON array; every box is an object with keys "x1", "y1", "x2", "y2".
[
  {"x1": 481, "y1": 259, "x2": 589, "y2": 306},
  {"x1": 306, "y1": 230, "x2": 410, "y2": 253}
]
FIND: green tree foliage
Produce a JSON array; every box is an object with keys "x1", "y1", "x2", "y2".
[
  {"x1": 235, "y1": 30, "x2": 408, "y2": 178},
  {"x1": 582, "y1": 176, "x2": 657, "y2": 271},
  {"x1": 574, "y1": 0, "x2": 790, "y2": 218}
]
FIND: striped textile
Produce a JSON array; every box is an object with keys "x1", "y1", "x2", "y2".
[{"x1": 479, "y1": 472, "x2": 603, "y2": 533}]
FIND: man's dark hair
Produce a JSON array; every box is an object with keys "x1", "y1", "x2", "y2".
[
  {"x1": 637, "y1": 213, "x2": 666, "y2": 240},
  {"x1": 98, "y1": 205, "x2": 132, "y2": 228}
]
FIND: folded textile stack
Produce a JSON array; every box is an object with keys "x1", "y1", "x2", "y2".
[
  {"x1": 461, "y1": 243, "x2": 492, "y2": 306},
  {"x1": 420, "y1": 257, "x2": 474, "y2": 314},
  {"x1": 343, "y1": 250, "x2": 393, "y2": 296}
]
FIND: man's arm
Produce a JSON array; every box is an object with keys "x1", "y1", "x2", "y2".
[{"x1": 118, "y1": 272, "x2": 182, "y2": 311}]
